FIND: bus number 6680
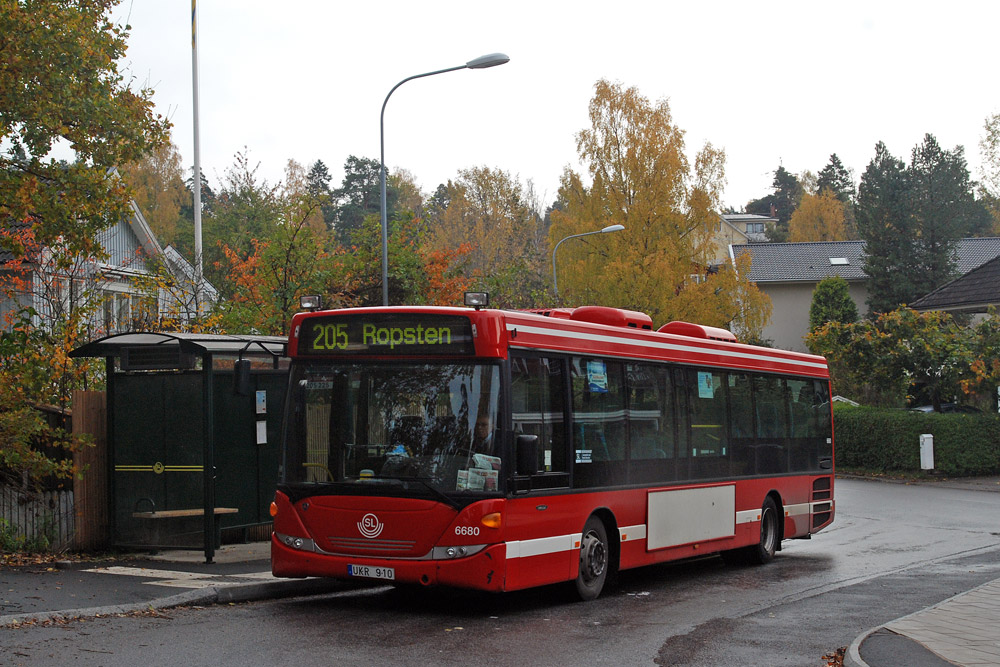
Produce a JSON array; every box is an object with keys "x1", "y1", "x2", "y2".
[{"x1": 455, "y1": 526, "x2": 480, "y2": 536}]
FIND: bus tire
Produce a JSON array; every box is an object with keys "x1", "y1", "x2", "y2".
[
  {"x1": 747, "y1": 496, "x2": 779, "y2": 565},
  {"x1": 575, "y1": 516, "x2": 609, "y2": 601}
]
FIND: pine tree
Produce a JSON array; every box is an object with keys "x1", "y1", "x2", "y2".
[
  {"x1": 306, "y1": 160, "x2": 335, "y2": 229},
  {"x1": 816, "y1": 154, "x2": 855, "y2": 202},
  {"x1": 856, "y1": 142, "x2": 915, "y2": 314}
]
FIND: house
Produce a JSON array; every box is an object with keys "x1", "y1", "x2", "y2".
[
  {"x1": 911, "y1": 254, "x2": 1000, "y2": 315},
  {"x1": 730, "y1": 238, "x2": 1000, "y2": 352},
  {"x1": 721, "y1": 213, "x2": 778, "y2": 243},
  {"x1": 704, "y1": 214, "x2": 780, "y2": 269},
  {"x1": 1, "y1": 199, "x2": 213, "y2": 335}
]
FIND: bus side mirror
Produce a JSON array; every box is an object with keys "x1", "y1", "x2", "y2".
[
  {"x1": 516, "y1": 434, "x2": 538, "y2": 475},
  {"x1": 233, "y1": 359, "x2": 251, "y2": 396}
]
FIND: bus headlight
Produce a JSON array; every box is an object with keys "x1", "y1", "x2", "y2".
[
  {"x1": 275, "y1": 532, "x2": 316, "y2": 552},
  {"x1": 433, "y1": 544, "x2": 486, "y2": 559}
]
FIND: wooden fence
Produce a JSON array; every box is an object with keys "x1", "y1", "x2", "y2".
[
  {"x1": 71, "y1": 390, "x2": 109, "y2": 550},
  {"x1": 0, "y1": 391, "x2": 107, "y2": 552}
]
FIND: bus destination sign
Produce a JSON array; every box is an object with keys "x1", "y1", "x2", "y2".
[{"x1": 298, "y1": 314, "x2": 475, "y2": 356}]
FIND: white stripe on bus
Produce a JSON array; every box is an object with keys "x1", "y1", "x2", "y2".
[
  {"x1": 506, "y1": 533, "x2": 581, "y2": 559},
  {"x1": 506, "y1": 323, "x2": 828, "y2": 371},
  {"x1": 503, "y1": 503, "x2": 831, "y2": 560}
]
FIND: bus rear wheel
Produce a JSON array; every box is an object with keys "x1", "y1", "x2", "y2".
[
  {"x1": 748, "y1": 496, "x2": 778, "y2": 565},
  {"x1": 722, "y1": 496, "x2": 779, "y2": 566},
  {"x1": 575, "y1": 516, "x2": 609, "y2": 601}
]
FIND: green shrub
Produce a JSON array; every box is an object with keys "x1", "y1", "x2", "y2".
[{"x1": 834, "y1": 404, "x2": 1000, "y2": 475}]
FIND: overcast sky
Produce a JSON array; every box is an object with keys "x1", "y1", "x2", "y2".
[{"x1": 114, "y1": 0, "x2": 999, "y2": 211}]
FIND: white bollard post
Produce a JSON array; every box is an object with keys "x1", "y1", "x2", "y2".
[{"x1": 919, "y1": 433, "x2": 934, "y2": 471}]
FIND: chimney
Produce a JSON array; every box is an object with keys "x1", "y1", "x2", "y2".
[{"x1": 769, "y1": 203, "x2": 777, "y2": 218}]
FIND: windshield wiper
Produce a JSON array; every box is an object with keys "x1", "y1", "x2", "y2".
[{"x1": 378, "y1": 475, "x2": 461, "y2": 510}]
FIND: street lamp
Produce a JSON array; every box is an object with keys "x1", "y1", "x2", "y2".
[
  {"x1": 551, "y1": 224, "x2": 625, "y2": 299},
  {"x1": 379, "y1": 53, "x2": 510, "y2": 306}
]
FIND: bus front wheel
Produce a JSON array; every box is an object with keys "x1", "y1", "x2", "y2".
[{"x1": 575, "y1": 516, "x2": 609, "y2": 601}]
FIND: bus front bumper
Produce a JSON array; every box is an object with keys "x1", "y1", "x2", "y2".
[{"x1": 271, "y1": 534, "x2": 507, "y2": 592}]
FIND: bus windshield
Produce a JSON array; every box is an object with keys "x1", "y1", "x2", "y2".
[{"x1": 282, "y1": 362, "x2": 502, "y2": 495}]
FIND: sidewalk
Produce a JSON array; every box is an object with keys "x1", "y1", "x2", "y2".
[
  {"x1": 844, "y1": 474, "x2": 1000, "y2": 667},
  {"x1": 847, "y1": 578, "x2": 1000, "y2": 667},
  {"x1": 0, "y1": 541, "x2": 346, "y2": 627}
]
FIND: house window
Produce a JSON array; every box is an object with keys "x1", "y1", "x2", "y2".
[
  {"x1": 829, "y1": 257, "x2": 849, "y2": 266},
  {"x1": 103, "y1": 291, "x2": 131, "y2": 334},
  {"x1": 746, "y1": 222, "x2": 765, "y2": 234}
]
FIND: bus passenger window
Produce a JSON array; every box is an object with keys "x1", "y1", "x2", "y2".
[
  {"x1": 728, "y1": 373, "x2": 754, "y2": 477},
  {"x1": 627, "y1": 363, "x2": 677, "y2": 484},
  {"x1": 572, "y1": 358, "x2": 626, "y2": 488},
  {"x1": 511, "y1": 356, "x2": 567, "y2": 484},
  {"x1": 752, "y1": 376, "x2": 789, "y2": 474},
  {"x1": 685, "y1": 369, "x2": 730, "y2": 480}
]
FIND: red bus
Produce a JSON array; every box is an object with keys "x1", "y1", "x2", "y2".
[{"x1": 271, "y1": 296, "x2": 834, "y2": 600}]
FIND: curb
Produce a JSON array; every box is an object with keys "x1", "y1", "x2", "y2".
[
  {"x1": 844, "y1": 625, "x2": 878, "y2": 667},
  {"x1": 0, "y1": 578, "x2": 344, "y2": 628}
]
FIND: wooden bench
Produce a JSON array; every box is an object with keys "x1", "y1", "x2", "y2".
[
  {"x1": 132, "y1": 508, "x2": 238, "y2": 519},
  {"x1": 131, "y1": 506, "x2": 239, "y2": 549}
]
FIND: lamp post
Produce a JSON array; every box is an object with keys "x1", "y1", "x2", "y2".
[
  {"x1": 379, "y1": 53, "x2": 510, "y2": 306},
  {"x1": 551, "y1": 224, "x2": 625, "y2": 299}
]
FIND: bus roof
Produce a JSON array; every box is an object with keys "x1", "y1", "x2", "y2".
[{"x1": 288, "y1": 305, "x2": 829, "y2": 379}]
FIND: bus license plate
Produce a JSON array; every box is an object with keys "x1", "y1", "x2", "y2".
[{"x1": 347, "y1": 564, "x2": 395, "y2": 580}]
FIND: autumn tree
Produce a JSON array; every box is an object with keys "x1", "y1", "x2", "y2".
[
  {"x1": 808, "y1": 308, "x2": 973, "y2": 410},
  {"x1": 425, "y1": 167, "x2": 546, "y2": 308},
  {"x1": 550, "y1": 80, "x2": 770, "y2": 338},
  {"x1": 1, "y1": 0, "x2": 168, "y2": 491},
  {"x1": 205, "y1": 150, "x2": 281, "y2": 299},
  {"x1": 215, "y1": 160, "x2": 336, "y2": 334},
  {"x1": 341, "y1": 212, "x2": 469, "y2": 307},
  {"x1": 788, "y1": 190, "x2": 847, "y2": 242},
  {"x1": 120, "y1": 141, "x2": 188, "y2": 246},
  {"x1": 1, "y1": 0, "x2": 170, "y2": 258},
  {"x1": 816, "y1": 154, "x2": 856, "y2": 237}
]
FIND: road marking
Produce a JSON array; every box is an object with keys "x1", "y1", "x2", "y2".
[{"x1": 83, "y1": 566, "x2": 277, "y2": 589}]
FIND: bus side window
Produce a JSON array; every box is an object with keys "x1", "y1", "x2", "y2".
[
  {"x1": 511, "y1": 355, "x2": 568, "y2": 486},
  {"x1": 686, "y1": 369, "x2": 730, "y2": 480},
  {"x1": 572, "y1": 357, "x2": 626, "y2": 488},
  {"x1": 728, "y1": 373, "x2": 754, "y2": 477},
  {"x1": 627, "y1": 363, "x2": 677, "y2": 484}
]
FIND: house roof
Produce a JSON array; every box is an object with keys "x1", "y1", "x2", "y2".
[
  {"x1": 732, "y1": 238, "x2": 1000, "y2": 283},
  {"x1": 731, "y1": 241, "x2": 867, "y2": 282},
  {"x1": 722, "y1": 213, "x2": 778, "y2": 224},
  {"x1": 911, "y1": 254, "x2": 1000, "y2": 313}
]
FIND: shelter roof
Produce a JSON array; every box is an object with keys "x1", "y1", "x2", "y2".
[{"x1": 70, "y1": 331, "x2": 287, "y2": 359}]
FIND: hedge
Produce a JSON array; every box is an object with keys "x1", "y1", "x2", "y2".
[{"x1": 833, "y1": 404, "x2": 1000, "y2": 476}]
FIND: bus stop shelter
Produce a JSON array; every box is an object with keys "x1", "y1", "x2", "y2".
[{"x1": 71, "y1": 332, "x2": 288, "y2": 563}]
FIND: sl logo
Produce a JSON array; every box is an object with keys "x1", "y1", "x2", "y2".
[{"x1": 357, "y1": 513, "x2": 384, "y2": 539}]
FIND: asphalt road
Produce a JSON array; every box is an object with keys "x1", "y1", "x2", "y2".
[{"x1": 5, "y1": 477, "x2": 1000, "y2": 666}]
